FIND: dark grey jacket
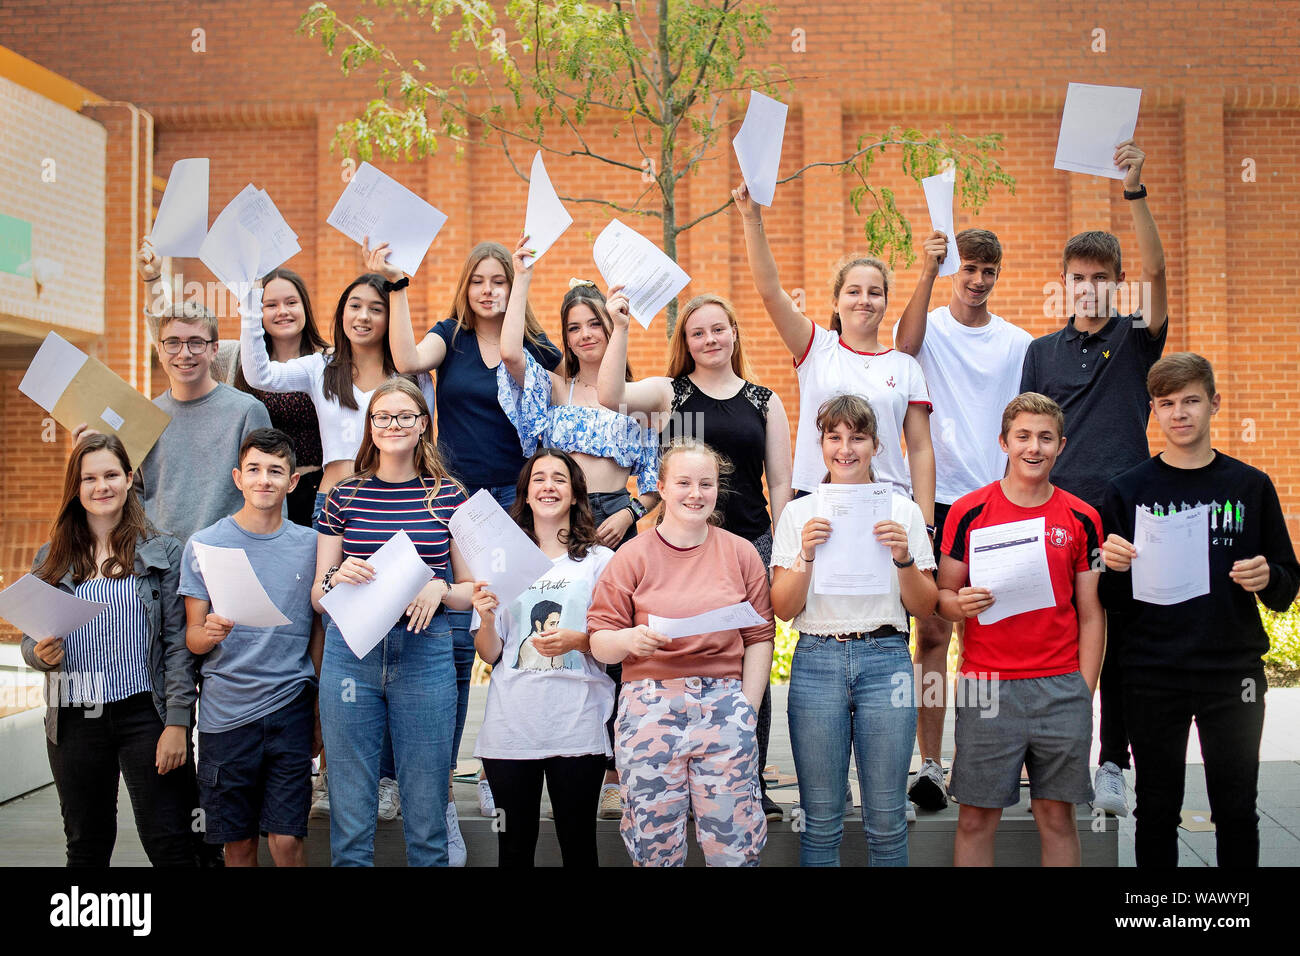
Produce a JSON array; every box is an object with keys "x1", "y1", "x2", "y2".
[{"x1": 20, "y1": 533, "x2": 196, "y2": 745}]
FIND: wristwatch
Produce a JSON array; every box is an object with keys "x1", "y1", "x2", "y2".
[
  {"x1": 892, "y1": 555, "x2": 916, "y2": 569},
  {"x1": 1123, "y1": 184, "x2": 1148, "y2": 201},
  {"x1": 624, "y1": 498, "x2": 649, "y2": 521}
]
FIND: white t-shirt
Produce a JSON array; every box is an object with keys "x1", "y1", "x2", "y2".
[
  {"x1": 792, "y1": 324, "x2": 932, "y2": 494},
  {"x1": 473, "y1": 547, "x2": 616, "y2": 760},
  {"x1": 771, "y1": 490, "x2": 936, "y2": 634},
  {"x1": 894, "y1": 307, "x2": 1031, "y2": 505}
]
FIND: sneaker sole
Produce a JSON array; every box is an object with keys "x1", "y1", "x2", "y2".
[
  {"x1": 1090, "y1": 798, "x2": 1129, "y2": 817},
  {"x1": 908, "y1": 775, "x2": 949, "y2": 812}
]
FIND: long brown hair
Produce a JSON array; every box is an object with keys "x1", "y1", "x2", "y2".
[
  {"x1": 829, "y1": 256, "x2": 891, "y2": 334},
  {"x1": 508, "y1": 448, "x2": 599, "y2": 561},
  {"x1": 36, "y1": 434, "x2": 158, "y2": 585},
  {"x1": 666, "y1": 294, "x2": 754, "y2": 380},
  {"x1": 560, "y1": 282, "x2": 632, "y2": 382},
  {"x1": 332, "y1": 378, "x2": 463, "y2": 515},
  {"x1": 235, "y1": 267, "x2": 328, "y2": 393},
  {"x1": 446, "y1": 241, "x2": 548, "y2": 350},
  {"x1": 322, "y1": 273, "x2": 401, "y2": 410}
]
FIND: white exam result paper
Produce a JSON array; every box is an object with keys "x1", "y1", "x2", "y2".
[
  {"x1": 192, "y1": 541, "x2": 292, "y2": 628},
  {"x1": 814, "y1": 483, "x2": 893, "y2": 596},
  {"x1": 592, "y1": 219, "x2": 691, "y2": 328},
  {"x1": 732, "y1": 90, "x2": 788, "y2": 207},
  {"x1": 968, "y1": 516, "x2": 1056, "y2": 625},
  {"x1": 648, "y1": 601, "x2": 766, "y2": 640},
  {"x1": 327, "y1": 162, "x2": 448, "y2": 277},
  {"x1": 17, "y1": 331, "x2": 85, "y2": 411},
  {"x1": 449, "y1": 489, "x2": 554, "y2": 607},
  {"x1": 150, "y1": 158, "x2": 209, "y2": 257},
  {"x1": 522, "y1": 152, "x2": 572, "y2": 267},
  {"x1": 1053, "y1": 83, "x2": 1143, "y2": 179},
  {"x1": 320, "y1": 531, "x2": 434, "y2": 660},
  {"x1": 0, "y1": 574, "x2": 108, "y2": 639},
  {"x1": 200, "y1": 184, "x2": 300, "y2": 289},
  {"x1": 1131, "y1": 505, "x2": 1210, "y2": 606},
  {"x1": 921, "y1": 172, "x2": 960, "y2": 278}
]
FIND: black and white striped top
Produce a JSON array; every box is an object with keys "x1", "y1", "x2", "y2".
[{"x1": 62, "y1": 576, "x2": 152, "y2": 706}]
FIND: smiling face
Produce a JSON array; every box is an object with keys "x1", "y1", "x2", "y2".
[
  {"x1": 683, "y1": 304, "x2": 735, "y2": 371},
  {"x1": 261, "y1": 277, "x2": 307, "y2": 344},
  {"x1": 999, "y1": 412, "x2": 1065, "y2": 484},
  {"x1": 79, "y1": 448, "x2": 132, "y2": 522},
  {"x1": 157, "y1": 317, "x2": 217, "y2": 388},
  {"x1": 233, "y1": 446, "x2": 297, "y2": 512},
  {"x1": 526, "y1": 455, "x2": 575, "y2": 524},
  {"x1": 369, "y1": 391, "x2": 427, "y2": 459},
  {"x1": 834, "y1": 264, "x2": 888, "y2": 338},
  {"x1": 468, "y1": 256, "x2": 510, "y2": 321},
  {"x1": 343, "y1": 282, "x2": 388, "y2": 347},
  {"x1": 820, "y1": 421, "x2": 878, "y2": 484},
  {"x1": 564, "y1": 303, "x2": 608, "y2": 365},
  {"x1": 657, "y1": 449, "x2": 718, "y2": 526},
  {"x1": 952, "y1": 258, "x2": 1000, "y2": 310}
]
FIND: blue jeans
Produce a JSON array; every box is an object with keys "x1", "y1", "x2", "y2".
[
  {"x1": 787, "y1": 630, "x2": 916, "y2": 867},
  {"x1": 318, "y1": 615, "x2": 456, "y2": 866},
  {"x1": 447, "y1": 481, "x2": 516, "y2": 764}
]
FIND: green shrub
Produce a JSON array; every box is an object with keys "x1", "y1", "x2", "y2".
[{"x1": 1263, "y1": 602, "x2": 1300, "y2": 687}]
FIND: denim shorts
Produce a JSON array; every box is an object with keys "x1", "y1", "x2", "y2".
[
  {"x1": 949, "y1": 671, "x2": 1094, "y2": 809},
  {"x1": 196, "y1": 685, "x2": 315, "y2": 843}
]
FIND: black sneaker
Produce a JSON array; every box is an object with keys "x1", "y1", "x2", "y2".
[{"x1": 761, "y1": 793, "x2": 783, "y2": 822}]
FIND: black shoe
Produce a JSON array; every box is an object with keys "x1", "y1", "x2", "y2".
[
  {"x1": 907, "y1": 759, "x2": 950, "y2": 811},
  {"x1": 761, "y1": 793, "x2": 783, "y2": 822}
]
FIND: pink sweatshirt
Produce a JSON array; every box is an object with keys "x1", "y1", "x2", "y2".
[{"x1": 587, "y1": 526, "x2": 775, "y2": 681}]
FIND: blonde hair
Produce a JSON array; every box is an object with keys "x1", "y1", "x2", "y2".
[
  {"x1": 151, "y1": 300, "x2": 219, "y2": 343},
  {"x1": 656, "y1": 437, "x2": 732, "y2": 527},
  {"x1": 666, "y1": 294, "x2": 754, "y2": 380},
  {"x1": 1000, "y1": 392, "x2": 1065, "y2": 439},
  {"x1": 446, "y1": 241, "x2": 547, "y2": 349}
]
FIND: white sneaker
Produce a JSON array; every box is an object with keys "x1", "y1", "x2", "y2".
[
  {"x1": 477, "y1": 777, "x2": 496, "y2": 818},
  {"x1": 908, "y1": 758, "x2": 949, "y2": 811},
  {"x1": 446, "y1": 800, "x2": 467, "y2": 867},
  {"x1": 377, "y1": 777, "x2": 401, "y2": 822},
  {"x1": 906, "y1": 803, "x2": 917, "y2": 823},
  {"x1": 309, "y1": 773, "x2": 330, "y2": 820},
  {"x1": 1091, "y1": 761, "x2": 1129, "y2": 817}
]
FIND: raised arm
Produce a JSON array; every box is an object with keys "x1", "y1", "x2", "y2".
[
  {"x1": 239, "y1": 285, "x2": 319, "y2": 394},
  {"x1": 763, "y1": 391, "x2": 794, "y2": 530},
  {"x1": 731, "y1": 183, "x2": 815, "y2": 357},
  {"x1": 894, "y1": 231, "x2": 948, "y2": 356},
  {"x1": 1116, "y1": 141, "x2": 1167, "y2": 338},
  {"x1": 500, "y1": 235, "x2": 551, "y2": 388},
  {"x1": 596, "y1": 285, "x2": 673, "y2": 417},
  {"x1": 370, "y1": 237, "x2": 448, "y2": 374}
]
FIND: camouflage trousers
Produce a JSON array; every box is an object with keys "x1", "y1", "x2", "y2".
[{"x1": 615, "y1": 676, "x2": 767, "y2": 867}]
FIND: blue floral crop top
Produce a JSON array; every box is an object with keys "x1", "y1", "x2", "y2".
[{"x1": 497, "y1": 352, "x2": 658, "y2": 494}]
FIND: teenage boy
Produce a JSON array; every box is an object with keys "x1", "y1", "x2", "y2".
[
  {"x1": 895, "y1": 228, "x2": 1032, "y2": 810},
  {"x1": 1099, "y1": 354, "x2": 1299, "y2": 867},
  {"x1": 938, "y1": 393, "x2": 1104, "y2": 866},
  {"x1": 179, "y1": 429, "x2": 322, "y2": 867},
  {"x1": 1019, "y1": 139, "x2": 1168, "y2": 816}
]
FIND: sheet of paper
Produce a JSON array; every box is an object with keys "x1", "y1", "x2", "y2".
[
  {"x1": 150, "y1": 158, "x2": 209, "y2": 257},
  {"x1": 0, "y1": 574, "x2": 108, "y2": 639},
  {"x1": 813, "y1": 483, "x2": 894, "y2": 596},
  {"x1": 522, "y1": 151, "x2": 572, "y2": 268},
  {"x1": 18, "y1": 332, "x2": 171, "y2": 468},
  {"x1": 732, "y1": 89, "x2": 788, "y2": 207},
  {"x1": 592, "y1": 219, "x2": 691, "y2": 328},
  {"x1": 200, "y1": 184, "x2": 300, "y2": 289},
  {"x1": 320, "y1": 531, "x2": 434, "y2": 660},
  {"x1": 192, "y1": 542, "x2": 292, "y2": 628},
  {"x1": 968, "y1": 516, "x2": 1056, "y2": 625},
  {"x1": 1131, "y1": 504, "x2": 1210, "y2": 606},
  {"x1": 449, "y1": 489, "x2": 554, "y2": 607},
  {"x1": 921, "y1": 172, "x2": 960, "y2": 278},
  {"x1": 648, "y1": 601, "x2": 766, "y2": 640},
  {"x1": 327, "y1": 162, "x2": 448, "y2": 277},
  {"x1": 1053, "y1": 82, "x2": 1143, "y2": 179}
]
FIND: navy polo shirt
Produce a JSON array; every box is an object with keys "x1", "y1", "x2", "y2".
[
  {"x1": 1019, "y1": 313, "x2": 1167, "y2": 509},
  {"x1": 429, "y1": 318, "x2": 561, "y2": 490}
]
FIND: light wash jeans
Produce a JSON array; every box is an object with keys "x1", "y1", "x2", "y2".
[
  {"x1": 319, "y1": 615, "x2": 456, "y2": 866},
  {"x1": 787, "y1": 629, "x2": 916, "y2": 866}
]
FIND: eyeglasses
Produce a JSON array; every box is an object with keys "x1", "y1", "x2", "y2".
[
  {"x1": 370, "y1": 412, "x2": 426, "y2": 428},
  {"x1": 160, "y1": 337, "x2": 215, "y2": 355}
]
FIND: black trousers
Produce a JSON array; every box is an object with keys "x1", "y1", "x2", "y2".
[
  {"x1": 481, "y1": 754, "x2": 607, "y2": 867},
  {"x1": 1124, "y1": 679, "x2": 1265, "y2": 868},
  {"x1": 1098, "y1": 610, "x2": 1131, "y2": 769},
  {"x1": 47, "y1": 692, "x2": 197, "y2": 867}
]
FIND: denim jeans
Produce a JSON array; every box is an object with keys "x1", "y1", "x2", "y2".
[
  {"x1": 447, "y1": 481, "x2": 516, "y2": 764},
  {"x1": 787, "y1": 630, "x2": 916, "y2": 867},
  {"x1": 319, "y1": 615, "x2": 456, "y2": 866}
]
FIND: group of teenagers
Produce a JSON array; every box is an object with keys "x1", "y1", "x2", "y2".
[{"x1": 20, "y1": 139, "x2": 1299, "y2": 869}]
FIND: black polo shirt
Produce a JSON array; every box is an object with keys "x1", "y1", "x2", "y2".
[{"x1": 1019, "y1": 313, "x2": 1167, "y2": 509}]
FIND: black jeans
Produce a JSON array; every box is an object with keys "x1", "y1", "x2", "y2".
[
  {"x1": 481, "y1": 754, "x2": 608, "y2": 866},
  {"x1": 1124, "y1": 678, "x2": 1265, "y2": 868},
  {"x1": 47, "y1": 692, "x2": 197, "y2": 867},
  {"x1": 1098, "y1": 610, "x2": 1131, "y2": 769}
]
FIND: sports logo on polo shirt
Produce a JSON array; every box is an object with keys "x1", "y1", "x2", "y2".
[{"x1": 1048, "y1": 526, "x2": 1070, "y2": 548}]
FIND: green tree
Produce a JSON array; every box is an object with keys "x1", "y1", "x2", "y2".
[{"x1": 301, "y1": 0, "x2": 1014, "y2": 330}]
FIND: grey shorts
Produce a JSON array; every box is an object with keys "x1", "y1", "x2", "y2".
[{"x1": 949, "y1": 671, "x2": 1094, "y2": 809}]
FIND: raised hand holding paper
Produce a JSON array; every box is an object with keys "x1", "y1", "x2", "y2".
[
  {"x1": 648, "y1": 601, "x2": 766, "y2": 640},
  {"x1": 1053, "y1": 82, "x2": 1143, "y2": 179},
  {"x1": 150, "y1": 158, "x2": 209, "y2": 257},
  {"x1": 920, "y1": 172, "x2": 960, "y2": 278},
  {"x1": 1131, "y1": 505, "x2": 1210, "y2": 605},
  {"x1": 732, "y1": 90, "x2": 788, "y2": 207},
  {"x1": 320, "y1": 531, "x2": 433, "y2": 659},
  {"x1": 0, "y1": 574, "x2": 108, "y2": 639},
  {"x1": 192, "y1": 542, "x2": 292, "y2": 628},
  {"x1": 592, "y1": 219, "x2": 690, "y2": 328},
  {"x1": 327, "y1": 162, "x2": 448, "y2": 276},
  {"x1": 200, "y1": 184, "x2": 300, "y2": 291},
  {"x1": 522, "y1": 152, "x2": 572, "y2": 267},
  {"x1": 450, "y1": 489, "x2": 553, "y2": 606}
]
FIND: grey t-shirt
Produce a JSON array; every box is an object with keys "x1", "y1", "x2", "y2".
[
  {"x1": 138, "y1": 383, "x2": 272, "y2": 544},
  {"x1": 179, "y1": 515, "x2": 317, "y2": 733}
]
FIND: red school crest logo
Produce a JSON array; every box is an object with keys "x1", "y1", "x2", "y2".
[{"x1": 1048, "y1": 526, "x2": 1069, "y2": 548}]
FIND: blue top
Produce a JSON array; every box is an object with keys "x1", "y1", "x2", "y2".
[
  {"x1": 179, "y1": 516, "x2": 318, "y2": 734},
  {"x1": 63, "y1": 576, "x2": 153, "y2": 706},
  {"x1": 430, "y1": 318, "x2": 561, "y2": 490},
  {"x1": 496, "y1": 352, "x2": 658, "y2": 495}
]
